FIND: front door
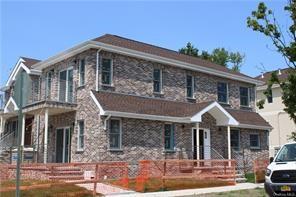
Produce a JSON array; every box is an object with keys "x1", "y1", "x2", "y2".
[
  {"x1": 56, "y1": 128, "x2": 70, "y2": 163},
  {"x1": 192, "y1": 129, "x2": 211, "y2": 160},
  {"x1": 24, "y1": 117, "x2": 33, "y2": 146}
]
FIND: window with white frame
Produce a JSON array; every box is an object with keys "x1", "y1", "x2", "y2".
[
  {"x1": 153, "y1": 68, "x2": 162, "y2": 93},
  {"x1": 230, "y1": 129, "x2": 240, "y2": 151},
  {"x1": 164, "y1": 124, "x2": 174, "y2": 151},
  {"x1": 101, "y1": 58, "x2": 113, "y2": 85},
  {"x1": 217, "y1": 82, "x2": 228, "y2": 103},
  {"x1": 46, "y1": 71, "x2": 52, "y2": 99},
  {"x1": 240, "y1": 87, "x2": 249, "y2": 106},
  {"x1": 186, "y1": 75, "x2": 194, "y2": 98},
  {"x1": 79, "y1": 59, "x2": 85, "y2": 86},
  {"x1": 109, "y1": 119, "x2": 121, "y2": 149},
  {"x1": 250, "y1": 134, "x2": 260, "y2": 149},
  {"x1": 77, "y1": 120, "x2": 84, "y2": 150}
]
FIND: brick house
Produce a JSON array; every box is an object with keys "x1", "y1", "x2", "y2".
[{"x1": 0, "y1": 34, "x2": 271, "y2": 169}]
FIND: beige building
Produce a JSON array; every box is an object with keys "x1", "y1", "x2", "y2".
[{"x1": 256, "y1": 68, "x2": 296, "y2": 157}]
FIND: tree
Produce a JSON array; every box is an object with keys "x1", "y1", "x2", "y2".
[
  {"x1": 247, "y1": 1, "x2": 296, "y2": 141},
  {"x1": 179, "y1": 45, "x2": 245, "y2": 71},
  {"x1": 178, "y1": 42, "x2": 199, "y2": 57}
]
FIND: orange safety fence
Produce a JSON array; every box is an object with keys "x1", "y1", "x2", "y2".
[
  {"x1": 135, "y1": 159, "x2": 236, "y2": 192},
  {"x1": 253, "y1": 159, "x2": 269, "y2": 183}
]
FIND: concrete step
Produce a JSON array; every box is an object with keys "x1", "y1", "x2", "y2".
[
  {"x1": 49, "y1": 175, "x2": 84, "y2": 180},
  {"x1": 45, "y1": 170, "x2": 84, "y2": 175},
  {"x1": 235, "y1": 177, "x2": 247, "y2": 183},
  {"x1": 53, "y1": 167, "x2": 81, "y2": 171}
]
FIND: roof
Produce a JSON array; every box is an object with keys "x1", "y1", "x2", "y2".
[
  {"x1": 91, "y1": 90, "x2": 271, "y2": 128},
  {"x1": 21, "y1": 57, "x2": 41, "y2": 68},
  {"x1": 93, "y1": 34, "x2": 256, "y2": 81},
  {"x1": 226, "y1": 108, "x2": 271, "y2": 128},
  {"x1": 255, "y1": 68, "x2": 293, "y2": 85}
]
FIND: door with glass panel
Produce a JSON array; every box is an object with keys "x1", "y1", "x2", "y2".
[
  {"x1": 59, "y1": 68, "x2": 73, "y2": 102},
  {"x1": 56, "y1": 127, "x2": 70, "y2": 163}
]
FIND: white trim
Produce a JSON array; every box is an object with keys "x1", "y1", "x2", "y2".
[
  {"x1": 257, "y1": 84, "x2": 281, "y2": 91},
  {"x1": 58, "y1": 67, "x2": 73, "y2": 102},
  {"x1": 90, "y1": 91, "x2": 105, "y2": 114},
  {"x1": 234, "y1": 123, "x2": 272, "y2": 130},
  {"x1": 108, "y1": 118, "x2": 122, "y2": 150},
  {"x1": 191, "y1": 101, "x2": 239, "y2": 125},
  {"x1": 4, "y1": 97, "x2": 19, "y2": 113},
  {"x1": 31, "y1": 40, "x2": 263, "y2": 85}
]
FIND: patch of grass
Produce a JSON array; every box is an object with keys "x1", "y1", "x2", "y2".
[
  {"x1": 0, "y1": 184, "x2": 94, "y2": 197},
  {"x1": 245, "y1": 173, "x2": 255, "y2": 183},
  {"x1": 196, "y1": 188, "x2": 267, "y2": 197},
  {"x1": 110, "y1": 178, "x2": 234, "y2": 192},
  {"x1": 0, "y1": 179, "x2": 53, "y2": 188}
]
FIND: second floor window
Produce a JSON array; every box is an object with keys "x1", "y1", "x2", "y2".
[
  {"x1": 240, "y1": 87, "x2": 249, "y2": 106},
  {"x1": 164, "y1": 124, "x2": 174, "y2": 151},
  {"x1": 46, "y1": 71, "x2": 52, "y2": 99},
  {"x1": 186, "y1": 75, "x2": 194, "y2": 98},
  {"x1": 77, "y1": 120, "x2": 84, "y2": 150},
  {"x1": 153, "y1": 68, "x2": 162, "y2": 93},
  {"x1": 109, "y1": 119, "x2": 122, "y2": 150},
  {"x1": 79, "y1": 59, "x2": 85, "y2": 86},
  {"x1": 217, "y1": 82, "x2": 228, "y2": 103},
  {"x1": 101, "y1": 58, "x2": 113, "y2": 85},
  {"x1": 267, "y1": 89, "x2": 273, "y2": 103}
]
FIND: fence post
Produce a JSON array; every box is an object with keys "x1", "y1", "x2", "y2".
[{"x1": 93, "y1": 163, "x2": 98, "y2": 196}]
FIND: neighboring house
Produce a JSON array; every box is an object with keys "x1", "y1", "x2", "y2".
[
  {"x1": 0, "y1": 34, "x2": 271, "y2": 170},
  {"x1": 256, "y1": 68, "x2": 296, "y2": 157}
]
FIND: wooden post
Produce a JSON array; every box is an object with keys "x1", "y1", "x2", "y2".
[
  {"x1": 227, "y1": 126, "x2": 231, "y2": 160},
  {"x1": 196, "y1": 123, "x2": 200, "y2": 160},
  {"x1": 93, "y1": 163, "x2": 99, "y2": 196}
]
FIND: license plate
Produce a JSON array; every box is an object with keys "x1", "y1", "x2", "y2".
[{"x1": 281, "y1": 185, "x2": 291, "y2": 192}]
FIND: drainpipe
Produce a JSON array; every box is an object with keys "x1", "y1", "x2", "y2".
[
  {"x1": 96, "y1": 49, "x2": 102, "y2": 91},
  {"x1": 104, "y1": 115, "x2": 111, "y2": 130}
]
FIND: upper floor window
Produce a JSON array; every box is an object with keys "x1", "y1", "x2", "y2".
[
  {"x1": 153, "y1": 68, "x2": 162, "y2": 93},
  {"x1": 77, "y1": 120, "x2": 84, "y2": 150},
  {"x1": 217, "y1": 82, "x2": 228, "y2": 103},
  {"x1": 250, "y1": 134, "x2": 260, "y2": 149},
  {"x1": 231, "y1": 129, "x2": 240, "y2": 151},
  {"x1": 101, "y1": 58, "x2": 113, "y2": 85},
  {"x1": 79, "y1": 59, "x2": 85, "y2": 86},
  {"x1": 164, "y1": 124, "x2": 174, "y2": 151},
  {"x1": 267, "y1": 89, "x2": 273, "y2": 103},
  {"x1": 186, "y1": 75, "x2": 194, "y2": 98},
  {"x1": 109, "y1": 119, "x2": 122, "y2": 150},
  {"x1": 240, "y1": 87, "x2": 249, "y2": 107},
  {"x1": 46, "y1": 71, "x2": 52, "y2": 99},
  {"x1": 59, "y1": 68, "x2": 73, "y2": 103}
]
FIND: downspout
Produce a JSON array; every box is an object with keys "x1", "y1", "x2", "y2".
[{"x1": 96, "y1": 49, "x2": 102, "y2": 91}]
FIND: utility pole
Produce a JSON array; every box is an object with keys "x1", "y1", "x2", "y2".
[{"x1": 16, "y1": 71, "x2": 23, "y2": 197}]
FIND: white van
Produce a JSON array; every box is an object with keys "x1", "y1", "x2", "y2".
[{"x1": 265, "y1": 142, "x2": 296, "y2": 196}]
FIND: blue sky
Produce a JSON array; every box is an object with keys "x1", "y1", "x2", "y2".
[{"x1": 0, "y1": 1, "x2": 289, "y2": 86}]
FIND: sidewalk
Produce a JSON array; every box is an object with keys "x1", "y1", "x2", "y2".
[{"x1": 105, "y1": 183, "x2": 264, "y2": 197}]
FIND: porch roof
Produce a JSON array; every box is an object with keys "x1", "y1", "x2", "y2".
[{"x1": 90, "y1": 90, "x2": 271, "y2": 129}]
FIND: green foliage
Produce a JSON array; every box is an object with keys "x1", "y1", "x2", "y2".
[
  {"x1": 179, "y1": 44, "x2": 244, "y2": 71},
  {"x1": 249, "y1": 1, "x2": 296, "y2": 125},
  {"x1": 288, "y1": 131, "x2": 296, "y2": 141},
  {"x1": 245, "y1": 173, "x2": 255, "y2": 183}
]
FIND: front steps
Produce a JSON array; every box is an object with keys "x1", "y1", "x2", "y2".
[{"x1": 46, "y1": 166, "x2": 84, "y2": 181}]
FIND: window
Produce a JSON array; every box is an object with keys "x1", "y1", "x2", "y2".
[
  {"x1": 153, "y1": 68, "x2": 162, "y2": 93},
  {"x1": 79, "y1": 59, "x2": 85, "y2": 86},
  {"x1": 240, "y1": 87, "x2": 249, "y2": 106},
  {"x1": 164, "y1": 124, "x2": 174, "y2": 151},
  {"x1": 267, "y1": 89, "x2": 273, "y2": 103},
  {"x1": 186, "y1": 75, "x2": 194, "y2": 98},
  {"x1": 59, "y1": 68, "x2": 73, "y2": 103},
  {"x1": 231, "y1": 130, "x2": 240, "y2": 151},
  {"x1": 101, "y1": 58, "x2": 112, "y2": 85},
  {"x1": 217, "y1": 82, "x2": 228, "y2": 103},
  {"x1": 77, "y1": 120, "x2": 84, "y2": 150},
  {"x1": 46, "y1": 71, "x2": 52, "y2": 99},
  {"x1": 109, "y1": 119, "x2": 121, "y2": 149},
  {"x1": 250, "y1": 134, "x2": 260, "y2": 149}
]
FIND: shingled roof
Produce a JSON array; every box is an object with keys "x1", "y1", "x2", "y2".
[
  {"x1": 21, "y1": 57, "x2": 41, "y2": 68},
  {"x1": 255, "y1": 68, "x2": 293, "y2": 85},
  {"x1": 91, "y1": 90, "x2": 271, "y2": 128},
  {"x1": 93, "y1": 34, "x2": 255, "y2": 81}
]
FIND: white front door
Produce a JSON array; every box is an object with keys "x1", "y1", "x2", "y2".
[
  {"x1": 192, "y1": 128, "x2": 211, "y2": 160},
  {"x1": 203, "y1": 129, "x2": 211, "y2": 160}
]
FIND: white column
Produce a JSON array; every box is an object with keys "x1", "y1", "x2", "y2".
[
  {"x1": 196, "y1": 122, "x2": 200, "y2": 160},
  {"x1": 227, "y1": 126, "x2": 231, "y2": 160},
  {"x1": 44, "y1": 108, "x2": 49, "y2": 163},
  {"x1": 0, "y1": 116, "x2": 3, "y2": 135},
  {"x1": 21, "y1": 114, "x2": 26, "y2": 146}
]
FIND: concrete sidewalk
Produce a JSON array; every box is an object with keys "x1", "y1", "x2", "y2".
[{"x1": 105, "y1": 183, "x2": 264, "y2": 197}]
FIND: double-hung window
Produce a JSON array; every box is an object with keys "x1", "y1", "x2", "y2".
[
  {"x1": 77, "y1": 120, "x2": 84, "y2": 150},
  {"x1": 230, "y1": 129, "x2": 240, "y2": 151},
  {"x1": 109, "y1": 119, "x2": 122, "y2": 150},
  {"x1": 101, "y1": 58, "x2": 113, "y2": 85},
  {"x1": 186, "y1": 75, "x2": 194, "y2": 98},
  {"x1": 217, "y1": 82, "x2": 228, "y2": 103},
  {"x1": 79, "y1": 59, "x2": 85, "y2": 86},
  {"x1": 250, "y1": 134, "x2": 260, "y2": 149},
  {"x1": 153, "y1": 68, "x2": 162, "y2": 93},
  {"x1": 46, "y1": 71, "x2": 52, "y2": 99},
  {"x1": 240, "y1": 87, "x2": 249, "y2": 106},
  {"x1": 164, "y1": 124, "x2": 174, "y2": 151},
  {"x1": 267, "y1": 89, "x2": 273, "y2": 103}
]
